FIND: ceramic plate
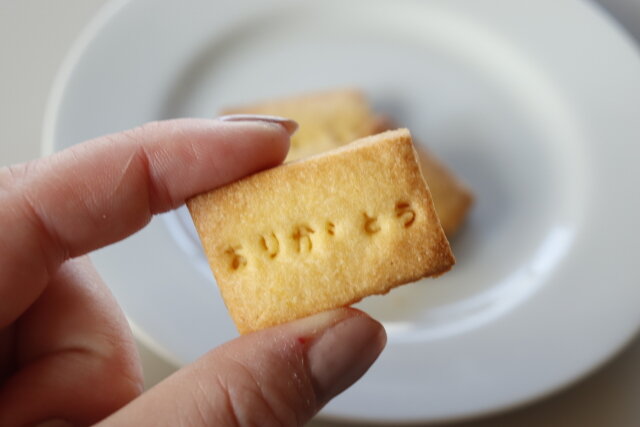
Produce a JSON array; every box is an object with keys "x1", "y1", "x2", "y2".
[{"x1": 44, "y1": 0, "x2": 640, "y2": 422}]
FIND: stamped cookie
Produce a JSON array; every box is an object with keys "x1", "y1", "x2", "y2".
[{"x1": 188, "y1": 129, "x2": 455, "y2": 333}]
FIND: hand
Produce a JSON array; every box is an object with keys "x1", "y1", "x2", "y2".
[{"x1": 0, "y1": 117, "x2": 386, "y2": 426}]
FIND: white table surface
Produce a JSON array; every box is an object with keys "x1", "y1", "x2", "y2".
[{"x1": 2, "y1": 1, "x2": 640, "y2": 425}]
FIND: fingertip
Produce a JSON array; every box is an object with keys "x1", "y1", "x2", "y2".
[
  {"x1": 311, "y1": 316, "x2": 385, "y2": 403},
  {"x1": 212, "y1": 116, "x2": 293, "y2": 168},
  {"x1": 354, "y1": 309, "x2": 387, "y2": 349},
  {"x1": 282, "y1": 309, "x2": 386, "y2": 404}
]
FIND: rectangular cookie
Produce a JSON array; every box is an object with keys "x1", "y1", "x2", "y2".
[
  {"x1": 417, "y1": 146, "x2": 474, "y2": 236},
  {"x1": 223, "y1": 89, "x2": 473, "y2": 236},
  {"x1": 188, "y1": 129, "x2": 455, "y2": 333},
  {"x1": 222, "y1": 89, "x2": 389, "y2": 163}
]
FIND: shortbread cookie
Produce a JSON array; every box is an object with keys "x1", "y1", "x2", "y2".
[
  {"x1": 417, "y1": 146, "x2": 474, "y2": 236},
  {"x1": 223, "y1": 89, "x2": 388, "y2": 162},
  {"x1": 188, "y1": 129, "x2": 455, "y2": 333},
  {"x1": 223, "y1": 89, "x2": 473, "y2": 235}
]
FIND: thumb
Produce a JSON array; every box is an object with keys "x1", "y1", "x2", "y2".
[{"x1": 97, "y1": 308, "x2": 386, "y2": 426}]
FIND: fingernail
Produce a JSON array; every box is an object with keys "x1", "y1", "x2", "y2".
[
  {"x1": 218, "y1": 114, "x2": 298, "y2": 136},
  {"x1": 287, "y1": 308, "x2": 352, "y2": 339},
  {"x1": 303, "y1": 311, "x2": 386, "y2": 404}
]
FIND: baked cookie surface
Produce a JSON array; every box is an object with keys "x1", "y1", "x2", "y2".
[{"x1": 188, "y1": 129, "x2": 454, "y2": 333}]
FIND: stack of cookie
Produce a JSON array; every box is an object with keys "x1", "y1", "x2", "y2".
[{"x1": 188, "y1": 90, "x2": 471, "y2": 333}]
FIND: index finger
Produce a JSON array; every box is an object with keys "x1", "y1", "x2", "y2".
[{"x1": 0, "y1": 116, "x2": 294, "y2": 327}]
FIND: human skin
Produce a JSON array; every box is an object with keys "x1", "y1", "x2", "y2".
[{"x1": 0, "y1": 117, "x2": 386, "y2": 426}]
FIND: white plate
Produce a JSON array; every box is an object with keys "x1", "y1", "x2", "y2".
[{"x1": 44, "y1": 0, "x2": 640, "y2": 423}]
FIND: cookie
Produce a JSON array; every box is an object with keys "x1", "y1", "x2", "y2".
[{"x1": 188, "y1": 129, "x2": 455, "y2": 333}]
